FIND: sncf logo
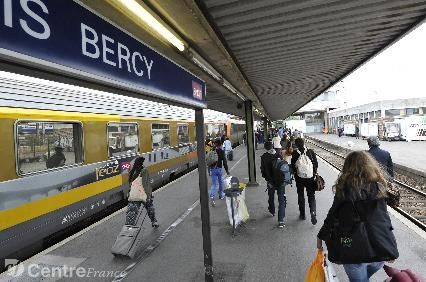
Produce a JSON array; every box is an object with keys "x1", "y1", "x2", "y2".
[
  {"x1": 121, "y1": 162, "x2": 131, "y2": 171},
  {"x1": 192, "y1": 81, "x2": 203, "y2": 100}
]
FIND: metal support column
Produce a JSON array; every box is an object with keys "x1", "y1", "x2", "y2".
[
  {"x1": 244, "y1": 100, "x2": 258, "y2": 186},
  {"x1": 262, "y1": 117, "x2": 269, "y2": 142},
  {"x1": 195, "y1": 108, "x2": 213, "y2": 282}
]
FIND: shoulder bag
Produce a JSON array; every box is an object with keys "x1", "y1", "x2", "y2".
[
  {"x1": 315, "y1": 174, "x2": 325, "y2": 191},
  {"x1": 386, "y1": 181, "x2": 400, "y2": 207},
  {"x1": 325, "y1": 199, "x2": 398, "y2": 264},
  {"x1": 128, "y1": 175, "x2": 147, "y2": 202}
]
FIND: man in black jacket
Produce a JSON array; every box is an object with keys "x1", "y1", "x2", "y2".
[
  {"x1": 367, "y1": 136, "x2": 394, "y2": 178},
  {"x1": 261, "y1": 141, "x2": 286, "y2": 228},
  {"x1": 291, "y1": 138, "x2": 318, "y2": 225},
  {"x1": 209, "y1": 139, "x2": 230, "y2": 206}
]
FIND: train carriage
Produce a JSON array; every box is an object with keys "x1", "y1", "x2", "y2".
[{"x1": 0, "y1": 75, "x2": 244, "y2": 265}]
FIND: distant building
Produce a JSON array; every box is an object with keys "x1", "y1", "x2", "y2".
[
  {"x1": 327, "y1": 98, "x2": 426, "y2": 132},
  {"x1": 287, "y1": 91, "x2": 343, "y2": 133}
]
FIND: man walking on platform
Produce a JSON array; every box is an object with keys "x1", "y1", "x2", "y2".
[
  {"x1": 222, "y1": 137, "x2": 233, "y2": 161},
  {"x1": 261, "y1": 141, "x2": 287, "y2": 228},
  {"x1": 367, "y1": 136, "x2": 394, "y2": 178},
  {"x1": 291, "y1": 138, "x2": 318, "y2": 225},
  {"x1": 209, "y1": 139, "x2": 230, "y2": 206}
]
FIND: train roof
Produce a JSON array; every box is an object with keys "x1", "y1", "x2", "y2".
[{"x1": 0, "y1": 72, "x2": 232, "y2": 123}]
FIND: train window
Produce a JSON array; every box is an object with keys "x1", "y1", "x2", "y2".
[
  {"x1": 107, "y1": 123, "x2": 139, "y2": 157},
  {"x1": 206, "y1": 124, "x2": 225, "y2": 139},
  {"x1": 152, "y1": 123, "x2": 170, "y2": 149},
  {"x1": 16, "y1": 121, "x2": 83, "y2": 175},
  {"x1": 177, "y1": 124, "x2": 189, "y2": 144}
]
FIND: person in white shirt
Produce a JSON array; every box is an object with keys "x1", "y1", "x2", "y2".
[
  {"x1": 222, "y1": 137, "x2": 233, "y2": 160},
  {"x1": 271, "y1": 134, "x2": 282, "y2": 155}
]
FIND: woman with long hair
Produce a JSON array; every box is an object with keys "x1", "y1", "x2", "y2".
[
  {"x1": 127, "y1": 156, "x2": 159, "y2": 227},
  {"x1": 317, "y1": 151, "x2": 398, "y2": 282},
  {"x1": 281, "y1": 142, "x2": 293, "y2": 164}
]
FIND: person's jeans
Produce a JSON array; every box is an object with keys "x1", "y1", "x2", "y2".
[
  {"x1": 267, "y1": 182, "x2": 286, "y2": 222},
  {"x1": 296, "y1": 177, "x2": 316, "y2": 216},
  {"x1": 210, "y1": 167, "x2": 224, "y2": 199},
  {"x1": 343, "y1": 262, "x2": 384, "y2": 282}
]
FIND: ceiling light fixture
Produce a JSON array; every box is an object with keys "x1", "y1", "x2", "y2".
[
  {"x1": 192, "y1": 57, "x2": 221, "y2": 81},
  {"x1": 114, "y1": 0, "x2": 185, "y2": 52}
]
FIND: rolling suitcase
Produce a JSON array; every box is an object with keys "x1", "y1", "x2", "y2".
[
  {"x1": 111, "y1": 202, "x2": 147, "y2": 258},
  {"x1": 227, "y1": 150, "x2": 233, "y2": 161}
]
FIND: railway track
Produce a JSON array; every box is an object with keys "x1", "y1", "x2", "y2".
[{"x1": 305, "y1": 137, "x2": 426, "y2": 232}]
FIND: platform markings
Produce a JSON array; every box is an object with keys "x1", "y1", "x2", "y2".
[
  {"x1": 7, "y1": 149, "x2": 246, "y2": 280},
  {"x1": 229, "y1": 154, "x2": 246, "y2": 172},
  {"x1": 113, "y1": 154, "x2": 247, "y2": 281},
  {"x1": 112, "y1": 200, "x2": 200, "y2": 282},
  {"x1": 317, "y1": 155, "x2": 426, "y2": 241},
  {"x1": 14, "y1": 169, "x2": 201, "y2": 270},
  {"x1": 387, "y1": 207, "x2": 426, "y2": 240}
]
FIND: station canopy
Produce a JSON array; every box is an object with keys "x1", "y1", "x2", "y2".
[{"x1": 5, "y1": 1, "x2": 426, "y2": 120}]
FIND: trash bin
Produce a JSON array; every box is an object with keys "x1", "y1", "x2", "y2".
[
  {"x1": 224, "y1": 187, "x2": 243, "y2": 235},
  {"x1": 223, "y1": 176, "x2": 243, "y2": 235}
]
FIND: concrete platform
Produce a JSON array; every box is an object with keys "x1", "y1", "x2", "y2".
[
  {"x1": 308, "y1": 133, "x2": 426, "y2": 173},
  {"x1": 1, "y1": 145, "x2": 425, "y2": 282}
]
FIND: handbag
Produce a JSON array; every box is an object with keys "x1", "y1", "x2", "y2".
[
  {"x1": 386, "y1": 181, "x2": 400, "y2": 207},
  {"x1": 128, "y1": 175, "x2": 147, "y2": 202},
  {"x1": 315, "y1": 174, "x2": 325, "y2": 191},
  {"x1": 325, "y1": 199, "x2": 398, "y2": 264}
]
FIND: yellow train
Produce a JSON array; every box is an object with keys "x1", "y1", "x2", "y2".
[{"x1": 0, "y1": 76, "x2": 245, "y2": 266}]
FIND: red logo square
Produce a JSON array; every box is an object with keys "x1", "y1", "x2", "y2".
[{"x1": 192, "y1": 81, "x2": 203, "y2": 100}]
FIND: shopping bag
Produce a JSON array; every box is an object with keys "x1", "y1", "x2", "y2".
[
  {"x1": 238, "y1": 196, "x2": 249, "y2": 222},
  {"x1": 225, "y1": 196, "x2": 242, "y2": 227},
  {"x1": 305, "y1": 249, "x2": 326, "y2": 282}
]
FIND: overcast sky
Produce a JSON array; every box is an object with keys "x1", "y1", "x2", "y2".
[{"x1": 328, "y1": 21, "x2": 426, "y2": 107}]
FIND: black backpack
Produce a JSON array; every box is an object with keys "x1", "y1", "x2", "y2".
[{"x1": 271, "y1": 158, "x2": 292, "y2": 186}]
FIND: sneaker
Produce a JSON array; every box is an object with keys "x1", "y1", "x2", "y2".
[
  {"x1": 211, "y1": 200, "x2": 216, "y2": 207},
  {"x1": 152, "y1": 221, "x2": 159, "y2": 228},
  {"x1": 268, "y1": 208, "x2": 275, "y2": 217},
  {"x1": 219, "y1": 195, "x2": 225, "y2": 200},
  {"x1": 278, "y1": 222, "x2": 285, "y2": 228},
  {"x1": 311, "y1": 213, "x2": 317, "y2": 225},
  {"x1": 299, "y1": 214, "x2": 306, "y2": 220}
]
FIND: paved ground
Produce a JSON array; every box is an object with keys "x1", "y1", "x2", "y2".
[
  {"x1": 308, "y1": 133, "x2": 426, "y2": 173},
  {"x1": 2, "y1": 145, "x2": 425, "y2": 281}
]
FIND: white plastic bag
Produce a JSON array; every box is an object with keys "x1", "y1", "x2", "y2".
[
  {"x1": 238, "y1": 197, "x2": 249, "y2": 222},
  {"x1": 225, "y1": 196, "x2": 242, "y2": 227},
  {"x1": 239, "y1": 188, "x2": 246, "y2": 200},
  {"x1": 224, "y1": 175, "x2": 233, "y2": 189},
  {"x1": 225, "y1": 192, "x2": 249, "y2": 226}
]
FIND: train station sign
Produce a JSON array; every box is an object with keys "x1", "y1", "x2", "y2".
[{"x1": 0, "y1": 0, "x2": 206, "y2": 108}]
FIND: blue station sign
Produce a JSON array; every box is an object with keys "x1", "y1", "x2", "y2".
[{"x1": 0, "y1": 0, "x2": 206, "y2": 108}]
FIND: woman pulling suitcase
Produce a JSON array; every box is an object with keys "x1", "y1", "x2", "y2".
[
  {"x1": 127, "y1": 156, "x2": 159, "y2": 228},
  {"x1": 111, "y1": 156, "x2": 159, "y2": 257}
]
